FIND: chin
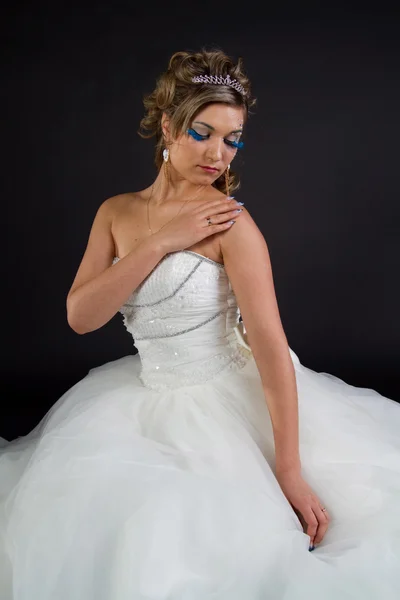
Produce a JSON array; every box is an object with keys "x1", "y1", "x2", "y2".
[
  {"x1": 190, "y1": 174, "x2": 212, "y2": 185},
  {"x1": 197, "y1": 171, "x2": 220, "y2": 183}
]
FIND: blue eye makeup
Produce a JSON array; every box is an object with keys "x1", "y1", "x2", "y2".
[
  {"x1": 187, "y1": 128, "x2": 244, "y2": 149},
  {"x1": 187, "y1": 128, "x2": 206, "y2": 141},
  {"x1": 227, "y1": 139, "x2": 244, "y2": 149}
]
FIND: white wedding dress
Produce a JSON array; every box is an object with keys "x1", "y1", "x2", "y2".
[{"x1": 1, "y1": 249, "x2": 400, "y2": 600}]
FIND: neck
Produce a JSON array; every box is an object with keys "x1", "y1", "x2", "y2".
[{"x1": 150, "y1": 168, "x2": 209, "y2": 206}]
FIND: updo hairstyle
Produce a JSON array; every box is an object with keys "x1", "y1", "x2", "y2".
[{"x1": 138, "y1": 48, "x2": 256, "y2": 194}]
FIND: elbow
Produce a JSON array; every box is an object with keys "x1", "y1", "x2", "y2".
[
  {"x1": 66, "y1": 292, "x2": 112, "y2": 334},
  {"x1": 69, "y1": 323, "x2": 88, "y2": 335},
  {"x1": 67, "y1": 313, "x2": 89, "y2": 335},
  {"x1": 66, "y1": 295, "x2": 89, "y2": 335}
]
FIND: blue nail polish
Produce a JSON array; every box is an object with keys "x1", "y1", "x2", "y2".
[
  {"x1": 309, "y1": 545, "x2": 315, "y2": 552},
  {"x1": 237, "y1": 201, "x2": 244, "y2": 206}
]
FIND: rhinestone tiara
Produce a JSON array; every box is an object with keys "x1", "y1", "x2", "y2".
[{"x1": 191, "y1": 74, "x2": 246, "y2": 96}]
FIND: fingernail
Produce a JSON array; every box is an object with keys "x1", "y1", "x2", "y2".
[
  {"x1": 237, "y1": 201, "x2": 244, "y2": 206},
  {"x1": 227, "y1": 196, "x2": 235, "y2": 200},
  {"x1": 309, "y1": 545, "x2": 315, "y2": 552},
  {"x1": 236, "y1": 208, "x2": 243, "y2": 213}
]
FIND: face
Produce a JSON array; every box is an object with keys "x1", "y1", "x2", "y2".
[{"x1": 165, "y1": 103, "x2": 245, "y2": 185}]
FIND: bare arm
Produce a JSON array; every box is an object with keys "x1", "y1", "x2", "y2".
[
  {"x1": 220, "y1": 209, "x2": 301, "y2": 474},
  {"x1": 66, "y1": 198, "x2": 166, "y2": 334}
]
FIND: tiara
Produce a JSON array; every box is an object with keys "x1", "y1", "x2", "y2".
[{"x1": 191, "y1": 74, "x2": 246, "y2": 96}]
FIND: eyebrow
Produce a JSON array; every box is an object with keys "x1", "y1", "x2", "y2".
[{"x1": 193, "y1": 121, "x2": 243, "y2": 134}]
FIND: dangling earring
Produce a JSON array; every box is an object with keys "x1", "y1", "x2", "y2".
[
  {"x1": 163, "y1": 148, "x2": 170, "y2": 184},
  {"x1": 225, "y1": 164, "x2": 231, "y2": 197}
]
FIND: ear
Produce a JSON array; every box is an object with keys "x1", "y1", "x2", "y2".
[{"x1": 161, "y1": 112, "x2": 171, "y2": 142}]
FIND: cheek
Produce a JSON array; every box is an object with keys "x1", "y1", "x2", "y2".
[
  {"x1": 188, "y1": 138, "x2": 204, "y2": 151},
  {"x1": 182, "y1": 139, "x2": 205, "y2": 160},
  {"x1": 172, "y1": 140, "x2": 200, "y2": 168}
]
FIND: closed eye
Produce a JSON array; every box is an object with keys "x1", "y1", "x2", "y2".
[
  {"x1": 187, "y1": 128, "x2": 244, "y2": 149},
  {"x1": 225, "y1": 139, "x2": 244, "y2": 149}
]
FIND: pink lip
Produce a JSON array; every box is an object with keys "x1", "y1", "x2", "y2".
[{"x1": 199, "y1": 166, "x2": 219, "y2": 172}]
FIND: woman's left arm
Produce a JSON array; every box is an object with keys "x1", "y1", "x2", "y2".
[
  {"x1": 220, "y1": 208, "x2": 331, "y2": 548},
  {"x1": 220, "y1": 208, "x2": 301, "y2": 474}
]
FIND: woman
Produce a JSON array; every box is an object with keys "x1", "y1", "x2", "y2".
[{"x1": 1, "y1": 48, "x2": 399, "y2": 599}]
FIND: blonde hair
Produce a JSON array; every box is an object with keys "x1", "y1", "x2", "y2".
[{"x1": 138, "y1": 48, "x2": 256, "y2": 194}]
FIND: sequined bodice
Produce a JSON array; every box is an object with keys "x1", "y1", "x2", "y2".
[{"x1": 113, "y1": 250, "x2": 252, "y2": 391}]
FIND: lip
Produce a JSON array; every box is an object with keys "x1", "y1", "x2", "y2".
[{"x1": 199, "y1": 166, "x2": 219, "y2": 173}]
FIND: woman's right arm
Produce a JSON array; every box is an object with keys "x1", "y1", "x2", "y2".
[
  {"x1": 66, "y1": 198, "x2": 167, "y2": 335},
  {"x1": 67, "y1": 194, "x2": 243, "y2": 334}
]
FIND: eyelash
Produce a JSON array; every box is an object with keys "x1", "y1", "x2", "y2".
[{"x1": 187, "y1": 128, "x2": 244, "y2": 149}]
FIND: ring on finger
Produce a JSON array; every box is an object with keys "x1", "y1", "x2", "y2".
[{"x1": 207, "y1": 217, "x2": 212, "y2": 226}]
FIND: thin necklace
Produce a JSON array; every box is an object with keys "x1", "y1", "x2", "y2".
[{"x1": 146, "y1": 182, "x2": 206, "y2": 235}]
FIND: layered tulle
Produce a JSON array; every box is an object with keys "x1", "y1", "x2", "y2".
[{"x1": 1, "y1": 350, "x2": 400, "y2": 599}]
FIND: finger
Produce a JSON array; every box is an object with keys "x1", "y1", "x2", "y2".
[
  {"x1": 312, "y1": 505, "x2": 330, "y2": 545},
  {"x1": 196, "y1": 197, "x2": 241, "y2": 217},
  {"x1": 205, "y1": 220, "x2": 237, "y2": 235},
  {"x1": 303, "y1": 508, "x2": 319, "y2": 547},
  {"x1": 201, "y1": 208, "x2": 243, "y2": 226},
  {"x1": 200, "y1": 200, "x2": 241, "y2": 218}
]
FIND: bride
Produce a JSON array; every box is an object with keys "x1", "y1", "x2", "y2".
[{"x1": 1, "y1": 48, "x2": 399, "y2": 600}]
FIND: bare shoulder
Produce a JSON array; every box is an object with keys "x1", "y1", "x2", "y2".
[
  {"x1": 220, "y1": 206, "x2": 270, "y2": 273},
  {"x1": 102, "y1": 191, "x2": 142, "y2": 218},
  {"x1": 67, "y1": 191, "x2": 142, "y2": 299}
]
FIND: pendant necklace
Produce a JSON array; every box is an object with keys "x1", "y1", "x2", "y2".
[{"x1": 146, "y1": 182, "x2": 206, "y2": 235}]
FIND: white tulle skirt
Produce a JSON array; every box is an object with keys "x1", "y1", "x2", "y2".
[{"x1": 1, "y1": 348, "x2": 400, "y2": 599}]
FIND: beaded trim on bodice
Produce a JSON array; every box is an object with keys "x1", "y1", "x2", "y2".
[{"x1": 113, "y1": 250, "x2": 252, "y2": 391}]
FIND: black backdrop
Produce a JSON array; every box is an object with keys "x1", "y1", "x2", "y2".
[{"x1": 2, "y1": 4, "x2": 399, "y2": 441}]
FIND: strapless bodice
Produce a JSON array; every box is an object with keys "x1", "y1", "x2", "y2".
[{"x1": 113, "y1": 250, "x2": 252, "y2": 391}]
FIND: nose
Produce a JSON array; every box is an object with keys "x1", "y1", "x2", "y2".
[{"x1": 206, "y1": 136, "x2": 224, "y2": 162}]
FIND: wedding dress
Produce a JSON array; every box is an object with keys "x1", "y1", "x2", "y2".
[{"x1": 1, "y1": 249, "x2": 399, "y2": 600}]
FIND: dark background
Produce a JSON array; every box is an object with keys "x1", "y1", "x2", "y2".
[{"x1": 2, "y1": 3, "x2": 399, "y2": 441}]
